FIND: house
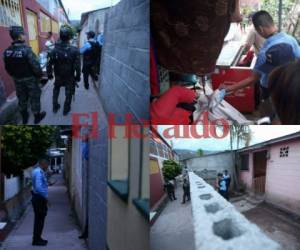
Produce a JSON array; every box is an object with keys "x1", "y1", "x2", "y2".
[
  {"x1": 79, "y1": 7, "x2": 110, "y2": 48},
  {"x1": 238, "y1": 131, "x2": 300, "y2": 215},
  {"x1": 0, "y1": 0, "x2": 69, "y2": 123},
  {"x1": 150, "y1": 128, "x2": 179, "y2": 216},
  {"x1": 106, "y1": 125, "x2": 149, "y2": 250}
]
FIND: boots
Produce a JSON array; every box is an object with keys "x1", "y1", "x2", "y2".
[
  {"x1": 21, "y1": 111, "x2": 29, "y2": 125},
  {"x1": 63, "y1": 106, "x2": 71, "y2": 116},
  {"x1": 53, "y1": 103, "x2": 61, "y2": 113},
  {"x1": 34, "y1": 111, "x2": 46, "y2": 124}
]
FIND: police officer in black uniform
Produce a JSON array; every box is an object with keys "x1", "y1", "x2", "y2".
[
  {"x1": 3, "y1": 26, "x2": 46, "y2": 124},
  {"x1": 80, "y1": 31, "x2": 101, "y2": 89},
  {"x1": 47, "y1": 25, "x2": 81, "y2": 115}
]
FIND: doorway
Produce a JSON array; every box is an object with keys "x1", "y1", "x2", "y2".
[
  {"x1": 26, "y1": 10, "x2": 39, "y2": 55},
  {"x1": 253, "y1": 150, "x2": 267, "y2": 193}
]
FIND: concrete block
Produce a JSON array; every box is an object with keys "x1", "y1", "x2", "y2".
[{"x1": 189, "y1": 172, "x2": 281, "y2": 250}]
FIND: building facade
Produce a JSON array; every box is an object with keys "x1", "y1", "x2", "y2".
[
  {"x1": 0, "y1": 0, "x2": 69, "y2": 123},
  {"x1": 238, "y1": 132, "x2": 300, "y2": 215},
  {"x1": 150, "y1": 129, "x2": 179, "y2": 215},
  {"x1": 106, "y1": 126, "x2": 149, "y2": 250}
]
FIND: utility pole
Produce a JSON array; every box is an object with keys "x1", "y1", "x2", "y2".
[{"x1": 278, "y1": 0, "x2": 283, "y2": 31}]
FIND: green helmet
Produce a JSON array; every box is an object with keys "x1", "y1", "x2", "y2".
[{"x1": 60, "y1": 25, "x2": 73, "y2": 41}]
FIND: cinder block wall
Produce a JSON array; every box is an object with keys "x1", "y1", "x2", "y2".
[
  {"x1": 189, "y1": 172, "x2": 281, "y2": 250},
  {"x1": 88, "y1": 118, "x2": 108, "y2": 250},
  {"x1": 99, "y1": 0, "x2": 150, "y2": 124}
]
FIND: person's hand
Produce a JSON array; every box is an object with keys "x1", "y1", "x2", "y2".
[
  {"x1": 219, "y1": 84, "x2": 234, "y2": 95},
  {"x1": 48, "y1": 74, "x2": 54, "y2": 80}
]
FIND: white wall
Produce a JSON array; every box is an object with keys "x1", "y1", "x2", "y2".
[
  {"x1": 265, "y1": 140, "x2": 300, "y2": 215},
  {"x1": 4, "y1": 176, "x2": 21, "y2": 201}
]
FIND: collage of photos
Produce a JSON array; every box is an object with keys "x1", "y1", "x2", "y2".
[{"x1": 0, "y1": 0, "x2": 299, "y2": 250}]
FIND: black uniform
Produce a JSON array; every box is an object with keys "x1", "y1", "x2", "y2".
[
  {"x1": 182, "y1": 181, "x2": 190, "y2": 204},
  {"x1": 47, "y1": 40, "x2": 81, "y2": 115},
  {"x1": 3, "y1": 41, "x2": 44, "y2": 123},
  {"x1": 82, "y1": 40, "x2": 101, "y2": 89}
]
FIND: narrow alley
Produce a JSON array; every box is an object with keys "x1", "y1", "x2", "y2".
[
  {"x1": 1, "y1": 174, "x2": 87, "y2": 250},
  {"x1": 25, "y1": 78, "x2": 104, "y2": 125},
  {"x1": 150, "y1": 185, "x2": 195, "y2": 250}
]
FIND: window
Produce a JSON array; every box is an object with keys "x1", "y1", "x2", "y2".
[
  {"x1": 0, "y1": 0, "x2": 22, "y2": 27},
  {"x1": 51, "y1": 19, "x2": 59, "y2": 33},
  {"x1": 108, "y1": 126, "x2": 129, "y2": 201},
  {"x1": 240, "y1": 154, "x2": 249, "y2": 170},
  {"x1": 280, "y1": 146, "x2": 289, "y2": 158},
  {"x1": 40, "y1": 12, "x2": 51, "y2": 32}
]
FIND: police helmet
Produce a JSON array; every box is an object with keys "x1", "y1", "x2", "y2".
[
  {"x1": 86, "y1": 31, "x2": 96, "y2": 39},
  {"x1": 9, "y1": 26, "x2": 25, "y2": 40},
  {"x1": 60, "y1": 25, "x2": 73, "y2": 41}
]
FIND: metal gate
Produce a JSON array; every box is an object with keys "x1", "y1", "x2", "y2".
[{"x1": 26, "y1": 10, "x2": 39, "y2": 55}]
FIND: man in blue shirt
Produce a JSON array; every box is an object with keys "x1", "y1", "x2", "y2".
[
  {"x1": 80, "y1": 31, "x2": 101, "y2": 89},
  {"x1": 223, "y1": 11, "x2": 300, "y2": 100},
  {"x1": 31, "y1": 159, "x2": 49, "y2": 246}
]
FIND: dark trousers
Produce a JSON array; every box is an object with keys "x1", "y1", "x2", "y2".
[
  {"x1": 182, "y1": 191, "x2": 190, "y2": 203},
  {"x1": 219, "y1": 190, "x2": 229, "y2": 200},
  {"x1": 83, "y1": 64, "x2": 97, "y2": 87},
  {"x1": 32, "y1": 193, "x2": 48, "y2": 241},
  {"x1": 53, "y1": 82, "x2": 73, "y2": 110},
  {"x1": 167, "y1": 191, "x2": 176, "y2": 201}
]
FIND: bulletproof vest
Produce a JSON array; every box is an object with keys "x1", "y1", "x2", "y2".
[
  {"x1": 4, "y1": 43, "x2": 33, "y2": 78},
  {"x1": 83, "y1": 41, "x2": 100, "y2": 64},
  {"x1": 52, "y1": 43, "x2": 75, "y2": 78}
]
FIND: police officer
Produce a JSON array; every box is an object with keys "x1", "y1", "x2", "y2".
[
  {"x1": 80, "y1": 31, "x2": 101, "y2": 89},
  {"x1": 47, "y1": 25, "x2": 81, "y2": 115},
  {"x1": 3, "y1": 26, "x2": 46, "y2": 124}
]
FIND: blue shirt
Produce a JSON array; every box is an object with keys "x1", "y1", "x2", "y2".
[
  {"x1": 254, "y1": 32, "x2": 300, "y2": 87},
  {"x1": 97, "y1": 34, "x2": 104, "y2": 46},
  {"x1": 80, "y1": 39, "x2": 95, "y2": 54},
  {"x1": 219, "y1": 179, "x2": 227, "y2": 191},
  {"x1": 32, "y1": 166, "x2": 48, "y2": 199}
]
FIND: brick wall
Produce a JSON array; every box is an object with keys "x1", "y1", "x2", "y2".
[
  {"x1": 189, "y1": 172, "x2": 280, "y2": 250},
  {"x1": 99, "y1": 0, "x2": 149, "y2": 124}
]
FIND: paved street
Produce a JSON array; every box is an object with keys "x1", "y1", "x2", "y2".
[
  {"x1": 1, "y1": 174, "x2": 87, "y2": 250},
  {"x1": 25, "y1": 77, "x2": 104, "y2": 125},
  {"x1": 150, "y1": 184, "x2": 195, "y2": 250}
]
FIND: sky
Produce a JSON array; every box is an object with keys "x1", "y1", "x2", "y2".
[
  {"x1": 157, "y1": 126, "x2": 300, "y2": 152},
  {"x1": 62, "y1": 0, "x2": 121, "y2": 20}
]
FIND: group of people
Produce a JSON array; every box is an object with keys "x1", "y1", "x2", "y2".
[
  {"x1": 151, "y1": 8, "x2": 300, "y2": 125},
  {"x1": 216, "y1": 170, "x2": 231, "y2": 200},
  {"x1": 3, "y1": 25, "x2": 103, "y2": 124},
  {"x1": 164, "y1": 177, "x2": 190, "y2": 204}
]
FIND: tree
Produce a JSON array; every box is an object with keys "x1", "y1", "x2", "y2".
[
  {"x1": 229, "y1": 125, "x2": 252, "y2": 189},
  {"x1": 197, "y1": 148, "x2": 204, "y2": 156},
  {"x1": 162, "y1": 160, "x2": 182, "y2": 180},
  {"x1": 1, "y1": 126, "x2": 56, "y2": 176}
]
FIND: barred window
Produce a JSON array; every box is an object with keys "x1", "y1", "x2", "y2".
[
  {"x1": 0, "y1": 0, "x2": 22, "y2": 27},
  {"x1": 280, "y1": 146, "x2": 289, "y2": 158},
  {"x1": 40, "y1": 12, "x2": 51, "y2": 32}
]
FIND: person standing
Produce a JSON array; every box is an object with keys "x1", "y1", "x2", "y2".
[
  {"x1": 217, "y1": 173, "x2": 228, "y2": 200},
  {"x1": 3, "y1": 26, "x2": 46, "y2": 124},
  {"x1": 182, "y1": 178, "x2": 190, "y2": 204},
  {"x1": 80, "y1": 31, "x2": 101, "y2": 89},
  {"x1": 45, "y1": 32, "x2": 55, "y2": 52},
  {"x1": 164, "y1": 180, "x2": 176, "y2": 201},
  {"x1": 47, "y1": 25, "x2": 81, "y2": 115},
  {"x1": 31, "y1": 159, "x2": 49, "y2": 246}
]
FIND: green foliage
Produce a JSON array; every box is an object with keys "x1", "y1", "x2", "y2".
[
  {"x1": 197, "y1": 148, "x2": 204, "y2": 156},
  {"x1": 261, "y1": 0, "x2": 296, "y2": 27},
  {"x1": 1, "y1": 126, "x2": 56, "y2": 176},
  {"x1": 162, "y1": 160, "x2": 181, "y2": 180}
]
